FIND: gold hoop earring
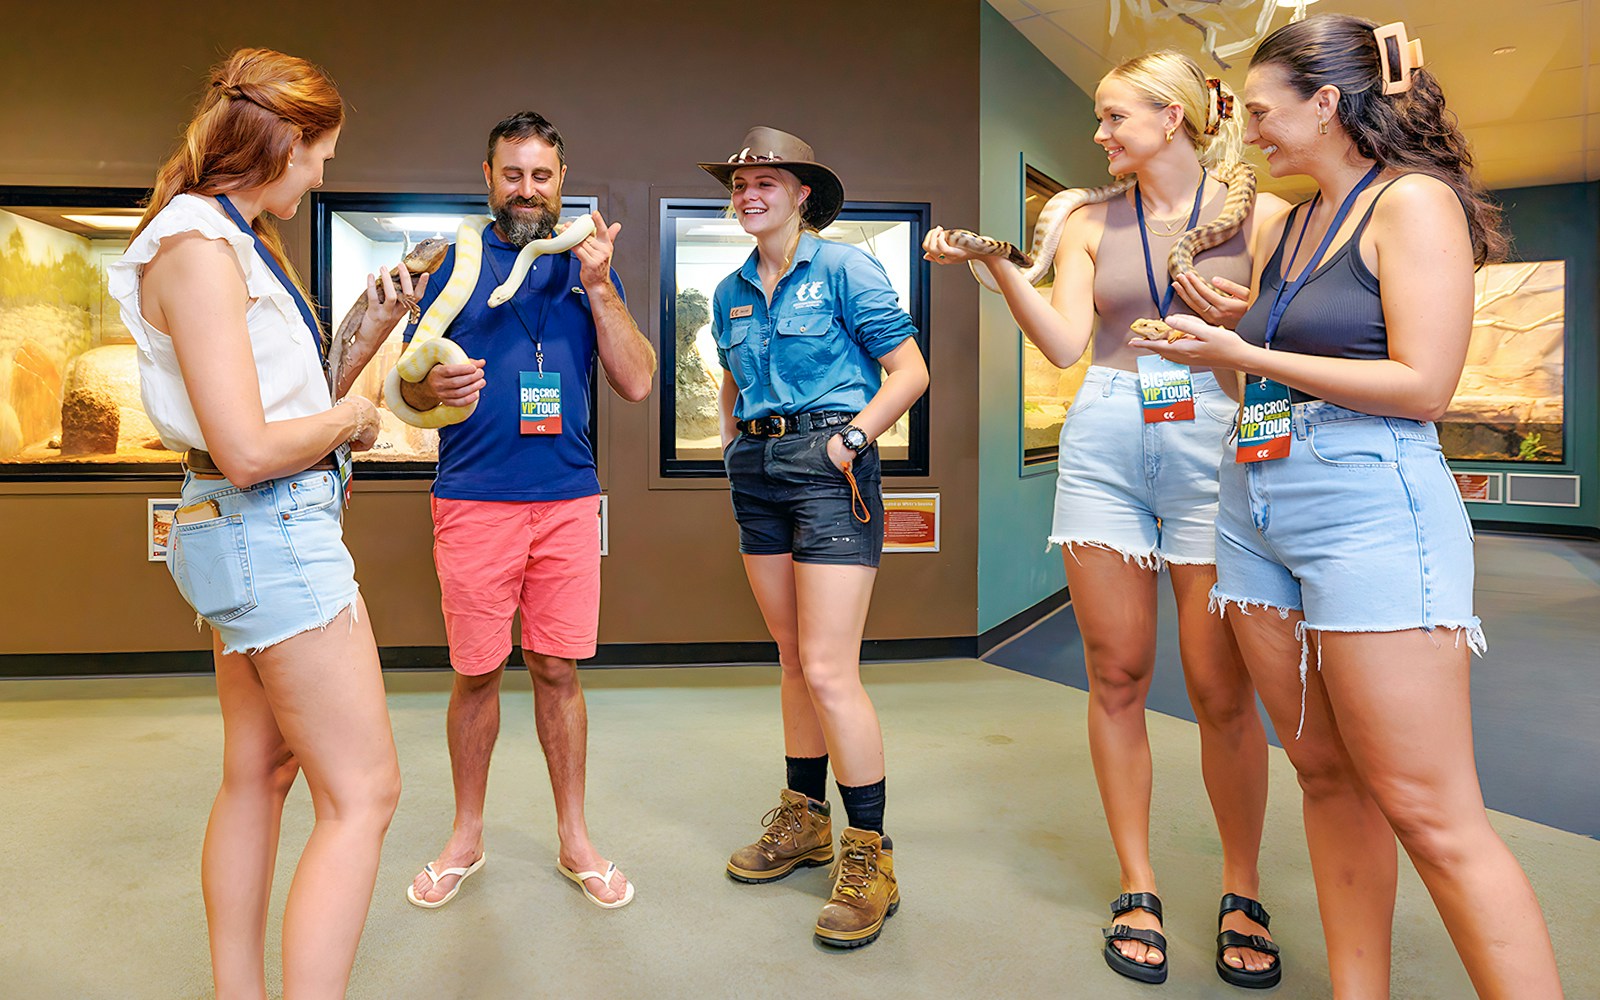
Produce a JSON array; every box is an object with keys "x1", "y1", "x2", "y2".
[
  {"x1": 1317, "y1": 119, "x2": 1329, "y2": 135},
  {"x1": 1165, "y1": 127, "x2": 1176, "y2": 143}
]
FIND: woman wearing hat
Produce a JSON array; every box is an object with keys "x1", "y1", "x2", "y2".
[
  {"x1": 699, "y1": 126, "x2": 928, "y2": 948},
  {"x1": 925, "y1": 54, "x2": 1286, "y2": 988}
]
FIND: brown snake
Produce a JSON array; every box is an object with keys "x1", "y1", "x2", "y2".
[
  {"x1": 943, "y1": 161, "x2": 1257, "y2": 338},
  {"x1": 327, "y1": 237, "x2": 450, "y2": 389}
]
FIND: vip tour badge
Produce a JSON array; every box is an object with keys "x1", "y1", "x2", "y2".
[
  {"x1": 1135, "y1": 355, "x2": 1195, "y2": 423},
  {"x1": 1236, "y1": 379, "x2": 1292, "y2": 463},
  {"x1": 519, "y1": 371, "x2": 562, "y2": 435}
]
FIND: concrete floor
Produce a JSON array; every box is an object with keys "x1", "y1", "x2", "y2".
[{"x1": 2, "y1": 660, "x2": 1596, "y2": 999}]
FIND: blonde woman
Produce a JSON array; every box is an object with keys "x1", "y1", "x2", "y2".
[
  {"x1": 698, "y1": 127, "x2": 928, "y2": 948},
  {"x1": 110, "y1": 49, "x2": 412, "y2": 998},
  {"x1": 927, "y1": 53, "x2": 1287, "y2": 987}
]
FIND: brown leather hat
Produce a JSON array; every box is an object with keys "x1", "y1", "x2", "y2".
[{"x1": 698, "y1": 126, "x2": 845, "y2": 230}]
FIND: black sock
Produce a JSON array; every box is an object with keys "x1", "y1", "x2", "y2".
[
  {"x1": 836, "y1": 777, "x2": 886, "y2": 834},
  {"x1": 785, "y1": 754, "x2": 829, "y2": 805}
]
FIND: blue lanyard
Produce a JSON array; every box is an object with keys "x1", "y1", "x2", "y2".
[
  {"x1": 215, "y1": 194, "x2": 326, "y2": 371},
  {"x1": 482, "y1": 225, "x2": 563, "y2": 374},
  {"x1": 1135, "y1": 168, "x2": 1207, "y2": 318},
  {"x1": 1262, "y1": 164, "x2": 1382, "y2": 349}
]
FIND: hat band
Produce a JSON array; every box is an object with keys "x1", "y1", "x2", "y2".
[{"x1": 727, "y1": 147, "x2": 794, "y2": 165}]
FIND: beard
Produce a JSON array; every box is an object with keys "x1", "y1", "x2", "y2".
[{"x1": 491, "y1": 195, "x2": 558, "y2": 247}]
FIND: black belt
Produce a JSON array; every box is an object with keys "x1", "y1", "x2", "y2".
[
  {"x1": 736, "y1": 411, "x2": 854, "y2": 439},
  {"x1": 184, "y1": 448, "x2": 337, "y2": 478}
]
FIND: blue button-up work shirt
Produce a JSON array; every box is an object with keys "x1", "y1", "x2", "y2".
[{"x1": 712, "y1": 233, "x2": 918, "y2": 421}]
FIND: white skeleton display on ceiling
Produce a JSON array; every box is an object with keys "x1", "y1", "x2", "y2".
[{"x1": 1109, "y1": 0, "x2": 1312, "y2": 69}]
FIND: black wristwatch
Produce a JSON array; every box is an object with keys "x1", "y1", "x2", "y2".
[{"x1": 839, "y1": 424, "x2": 869, "y2": 454}]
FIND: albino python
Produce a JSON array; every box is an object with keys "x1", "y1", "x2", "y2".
[
  {"x1": 943, "y1": 161, "x2": 1258, "y2": 340},
  {"x1": 384, "y1": 214, "x2": 599, "y2": 428}
]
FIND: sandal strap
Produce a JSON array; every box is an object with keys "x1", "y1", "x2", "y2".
[
  {"x1": 1219, "y1": 892, "x2": 1271, "y2": 929},
  {"x1": 1217, "y1": 929, "x2": 1280, "y2": 958},
  {"x1": 1109, "y1": 891, "x2": 1163, "y2": 923},
  {"x1": 1104, "y1": 924, "x2": 1168, "y2": 952}
]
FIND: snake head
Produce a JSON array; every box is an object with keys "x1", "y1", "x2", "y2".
[{"x1": 404, "y1": 237, "x2": 451, "y2": 274}]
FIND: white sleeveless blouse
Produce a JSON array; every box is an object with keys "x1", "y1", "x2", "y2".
[{"x1": 107, "y1": 193, "x2": 331, "y2": 453}]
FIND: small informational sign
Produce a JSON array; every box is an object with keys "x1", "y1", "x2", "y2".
[
  {"x1": 1452, "y1": 472, "x2": 1494, "y2": 503},
  {"x1": 883, "y1": 493, "x2": 940, "y2": 553},
  {"x1": 148, "y1": 499, "x2": 180, "y2": 561},
  {"x1": 598, "y1": 494, "x2": 609, "y2": 557}
]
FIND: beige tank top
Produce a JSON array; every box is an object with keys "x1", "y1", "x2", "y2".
[{"x1": 1089, "y1": 183, "x2": 1251, "y2": 372}]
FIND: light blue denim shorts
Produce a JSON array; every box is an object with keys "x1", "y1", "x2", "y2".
[
  {"x1": 1051, "y1": 366, "x2": 1238, "y2": 567},
  {"x1": 167, "y1": 467, "x2": 359, "y2": 655},
  {"x1": 1212, "y1": 400, "x2": 1484, "y2": 650}
]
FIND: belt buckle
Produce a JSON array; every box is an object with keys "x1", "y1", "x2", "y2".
[{"x1": 767, "y1": 416, "x2": 786, "y2": 439}]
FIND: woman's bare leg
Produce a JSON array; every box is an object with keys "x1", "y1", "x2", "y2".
[
  {"x1": 1320, "y1": 630, "x2": 1562, "y2": 1000},
  {"x1": 250, "y1": 600, "x2": 401, "y2": 999},
  {"x1": 742, "y1": 553, "x2": 827, "y2": 758}
]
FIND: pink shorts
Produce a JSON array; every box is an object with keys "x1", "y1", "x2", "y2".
[{"x1": 430, "y1": 495, "x2": 602, "y2": 674}]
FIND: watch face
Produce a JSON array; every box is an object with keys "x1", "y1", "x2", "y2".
[{"x1": 843, "y1": 427, "x2": 868, "y2": 451}]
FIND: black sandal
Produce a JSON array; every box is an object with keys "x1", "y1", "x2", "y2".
[
  {"x1": 1103, "y1": 891, "x2": 1168, "y2": 985},
  {"x1": 1216, "y1": 893, "x2": 1282, "y2": 990}
]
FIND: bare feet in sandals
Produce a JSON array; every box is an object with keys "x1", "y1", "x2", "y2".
[
  {"x1": 408, "y1": 833, "x2": 485, "y2": 907},
  {"x1": 558, "y1": 842, "x2": 633, "y2": 908}
]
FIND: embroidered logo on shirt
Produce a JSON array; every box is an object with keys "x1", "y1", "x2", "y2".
[
  {"x1": 794, "y1": 281, "x2": 825, "y2": 302},
  {"x1": 729, "y1": 305, "x2": 754, "y2": 319}
]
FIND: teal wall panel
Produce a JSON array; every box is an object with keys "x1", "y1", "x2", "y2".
[
  {"x1": 976, "y1": 5, "x2": 1107, "y2": 631},
  {"x1": 1452, "y1": 182, "x2": 1599, "y2": 533}
]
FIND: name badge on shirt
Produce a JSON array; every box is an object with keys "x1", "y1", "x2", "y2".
[
  {"x1": 729, "y1": 305, "x2": 754, "y2": 319},
  {"x1": 1235, "y1": 379, "x2": 1292, "y2": 463},
  {"x1": 1135, "y1": 355, "x2": 1195, "y2": 423},
  {"x1": 519, "y1": 371, "x2": 562, "y2": 435}
]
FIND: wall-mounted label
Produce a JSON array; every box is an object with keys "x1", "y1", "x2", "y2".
[{"x1": 883, "y1": 493, "x2": 940, "y2": 552}]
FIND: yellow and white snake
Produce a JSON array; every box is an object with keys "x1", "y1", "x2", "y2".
[
  {"x1": 945, "y1": 161, "x2": 1257, "y2": 340},
  {"x1": 384, "y1": 214, "x2": 598, "y2": 428}
]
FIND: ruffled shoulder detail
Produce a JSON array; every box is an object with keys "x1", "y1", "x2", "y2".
[{"x1": 106, "y1": 194, "x2": 306, "y2": 351}]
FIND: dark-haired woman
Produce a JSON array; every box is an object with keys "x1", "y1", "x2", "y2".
[
  {"x1": 1136, "y1": 16, "x2": 1562, "y2": 997},
  {"x1": 109, "y1": 49, "x2": 414, "y2": 998},
  {"x1": 927, "y1": 53, "x2": 1286, "y2": 988},
  {"x1": 699, "y1": 127, "x2": 928, "y2": 948}
]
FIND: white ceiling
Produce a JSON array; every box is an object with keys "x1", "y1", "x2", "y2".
[{"x1": 988, "y1": 0, "x2": 1599, "y2": 195}]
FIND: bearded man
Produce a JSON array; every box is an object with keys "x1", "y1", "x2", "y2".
[{"x1": 401, "y1": 111, "x2": 654, "y2": 911}]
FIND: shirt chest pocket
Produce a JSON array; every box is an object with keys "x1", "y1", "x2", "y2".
[
  {"x1": 772, "y1": 315, "x2": 835, "y2": 387},
  {"x1": 715, "y1": 319, "x2": 759, "y2": 386}
]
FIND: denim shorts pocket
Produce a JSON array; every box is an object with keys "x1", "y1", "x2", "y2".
[
  {"x1": 1307, "y1": 421, "x2": 1399, "y2": 468},
  {"x1": 1197, "y1": 390, "x2": 1239, "y2": 425},
  {"x1": 169, "y1": 514, "x2": 257, "y2": 623},
  {"x1": 1063, "y1": 385, "x2": 1104, "y2": 422},
  {"x1": 283, "y1": 471, "x2": 338, "y2": 519}
]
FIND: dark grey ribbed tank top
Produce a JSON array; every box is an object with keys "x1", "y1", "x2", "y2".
[{"x1": 1236, "y1": 181, "x2": 1400, "y2": 401}]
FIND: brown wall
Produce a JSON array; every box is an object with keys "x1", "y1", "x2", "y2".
[{"x1": 0, "y1": 1, "x2": 982, "y2": 655}]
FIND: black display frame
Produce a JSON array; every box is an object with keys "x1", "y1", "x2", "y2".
[{"x1": 656, "y1": 197, "x2": 932, "y2": 479}]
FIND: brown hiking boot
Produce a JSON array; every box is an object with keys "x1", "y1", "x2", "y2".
[
  {"x1": 726, "y1": 789, "x2": 834, "y2": 883},
  {"x1": 815, "y1": 828, "x2": 899, "y2": 948}
]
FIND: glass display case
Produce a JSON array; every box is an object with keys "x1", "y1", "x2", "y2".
[
  {"x1": 311, "y1": 192, "x2": 599, "y2": 473},
  {"x1": 658, "y1": 198, "x2": 931, "y2": 477},
  {"x1": 1441, "y1": 260, "x2": 1565, "y2": 463},
  {"x1": 0, "y1": 186, "x2": 182, "y2": 477},
  {"x1": 1019, "y1": 165, "x2": 1090, "y2": 468}
]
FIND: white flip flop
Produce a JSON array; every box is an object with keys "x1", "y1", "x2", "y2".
[
  {"x1": 406, "y1": 853, "x2": 486, "y2": 909},
  {"x1": 557, "y1": 860, "x2": 636, "y2": 909}
]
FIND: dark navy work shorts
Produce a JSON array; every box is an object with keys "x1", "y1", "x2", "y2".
[{"x1": 724, "y1": 428, "x2": 884, "y2": 568}]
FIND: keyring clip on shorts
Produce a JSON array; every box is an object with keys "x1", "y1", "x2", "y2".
[{"x1": 1210, "y1": 400, "x2": 1485, "y2": 736}]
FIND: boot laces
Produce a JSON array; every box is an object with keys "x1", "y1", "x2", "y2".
[
  {"x1": 832, "y1": 841, "x2": 876, "y2": 900},
  {"x1": 758, "y1": 798, "x2": 805, "y2": 847}
]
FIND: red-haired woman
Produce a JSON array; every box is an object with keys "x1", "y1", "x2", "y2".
[{"x1": 109, "y1": 49, "x2": 415, "y2": 998}]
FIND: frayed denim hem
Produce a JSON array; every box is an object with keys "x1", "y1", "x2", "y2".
[
  {"x1": 210, "y1": 593, "x2": 362, "y2": 657},
  {"x1": 1048, "y1": 537, "x2": 1162, "y2": 572}
]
